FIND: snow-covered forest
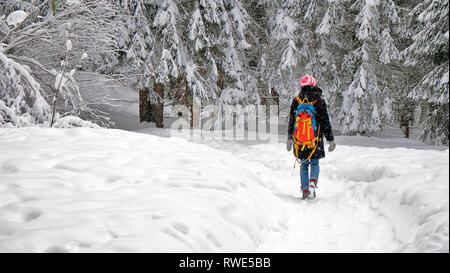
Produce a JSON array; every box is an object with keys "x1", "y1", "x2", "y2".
[{"x1": 0, "y1": 0, "x2": 448, "y2": 144}]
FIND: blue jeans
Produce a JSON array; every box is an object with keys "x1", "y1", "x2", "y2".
[{"x1": 300, "y1": 159, "x2": 320, "y2": 191}]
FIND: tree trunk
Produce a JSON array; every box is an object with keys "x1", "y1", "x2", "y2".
[
  {"x1": 154, "y1": 83, "x2": 164, "y2": 128},
  {"x1": 216, "y1": 64, "x2": 224, "y2": 98},
  {"x1": 187, "y1": 81, "x2": 194, "y2": 129},
  {"x1": 399, "y1": 100, "x2": 415, "y2": 139},
  {"x1": 271, "y1": 87, "x2": 279, "y2": 116},
  {"x1": 139, "y1": 87, "x2": 153, "y2": 123},
  {"x1": 401, "y1": 114, "x2": 410, "y2": 139},
  {"x1": 400, "y1": 108, "x2": 410, "y2": 139},
  {"x1": 177, "y1": 75, "x2": 193, "y2": 128}
]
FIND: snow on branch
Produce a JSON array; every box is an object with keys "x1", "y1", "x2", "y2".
[{"x1": 0, "y1": 0, "x2": 122, "y2": 128}]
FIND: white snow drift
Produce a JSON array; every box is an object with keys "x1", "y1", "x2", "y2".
[{"x1": 0, "y1": 127, "x2": 448, "y2": 252}]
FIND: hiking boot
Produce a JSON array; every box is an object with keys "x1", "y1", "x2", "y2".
[
  {"x1": 310, "y1": 179, "x2": 318, "y2": 188},
  {"x1": 309, "y1": 183, "x2": 317, "y2": 199},
  {"x1": 302, "y1": 189, "x2": 312, "y2": 200}
]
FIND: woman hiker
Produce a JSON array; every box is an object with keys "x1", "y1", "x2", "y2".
[{"x1": 287, "y1": 75, "x2": 336, "y2": 200}]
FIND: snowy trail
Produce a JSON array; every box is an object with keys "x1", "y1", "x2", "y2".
[
  {"x1": 0, "y1": 128, "x2": 448, "y2": 252},
  {"x1": 196, "y1": 141, "x2": 398, "y2": 252},
  {"x1": 176, "y1": 131, "x2": 448, "y2": 252}
]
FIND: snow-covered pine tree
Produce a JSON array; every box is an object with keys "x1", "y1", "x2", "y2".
[
  {"x1": 114, "y1": 0, "x2": 154, "y2": 88},
  {"x1": 299, "y1": 0, "x2": 324, "y2": 68},
  {"x1": 149, "y1": 0, "x2": 258, "y2": 127},
  {"x1": 311, "y1": 0, "x2": 349, "y2": 121},
  {"x1": 338, "y1": 0, "x2": 383, "y2": 135},
  {"x1": 311, "y1": 0, "x2": 421, "y2": 138},
  {"x1": 185, "y1": 0, "x2": 223, "y2": 104},
  {"x1": 203, "y1": 0, "x2": 257, "y2": 107},
  {"x1": 112, "y1": 0, "x2": 158, "y2": 124},
  {"x1": 242, "y1": 0, "x2": 269, "y2": 102},
  {"x1": 336, "y1": 0, "x2": 409, "y2": 136},
  {"x1": 148, "y1": 0, "x2": 191, "y2": 127},
  {"x1": 111, "y1": 0, "x2": 259, "y2": 128},
  {"x1": 375, "y1": 0, "x2": 421, "y2": 139},
  {"x1": 260, "y1": 0, "x2": 307, "y2": 106},
  {"x1": 403, "y1": 0, "x2": 449, "y2": 145}
]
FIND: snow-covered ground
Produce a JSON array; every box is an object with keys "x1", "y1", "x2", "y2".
[{"x1": 0, "y1": 127, "x2": 448, "y2": 252}]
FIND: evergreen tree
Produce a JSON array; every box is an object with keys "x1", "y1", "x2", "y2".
[
  {"x1": 339, "y1": 0, "x2": 383, "y2": 135},
  {"x1": 206, "y1": 0, "x2": 257, "y2": 106},
  {"x1": 115, "y1": 0, "x2": 154, "y2": 89},
  {"x1": 261, "y1": 0, "x2": 307, "y2": 105},
  {"x1": 403, "y1": 0, "x2": 449, "y2": 145},
  {"x1": 312, "y1": 0, "x2": 349, "y2": 119}
]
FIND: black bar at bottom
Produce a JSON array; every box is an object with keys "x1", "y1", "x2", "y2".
[{"x1": 0, "y1": 253, "x2": 446, "y2": 272}]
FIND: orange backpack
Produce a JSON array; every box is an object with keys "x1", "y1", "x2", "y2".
[{"x1": 292, "y1": 97, "x2": 320, "y2": 167}]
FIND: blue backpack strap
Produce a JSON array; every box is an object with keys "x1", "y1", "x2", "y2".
[
  {"x1": 300, "y1": 100, "x2": 318, "y2": 134},
  {"x1": 293, "y1": 97, "x2": 302, "y2": 132},
  {"x1": 293, "y1": 97, "x2": 318, "y2": 134},
  {"x1": 311, "y1": 100, "x2": 318, "y2": 133}
]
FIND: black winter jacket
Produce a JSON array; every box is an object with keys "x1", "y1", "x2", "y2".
[{"x1": 288, "y1": 86, "x2": 334, "y2": 159}]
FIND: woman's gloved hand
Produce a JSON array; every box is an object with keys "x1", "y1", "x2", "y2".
[{"x1": 328, "y1": 141, "x2": 336, "y2": 152}]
